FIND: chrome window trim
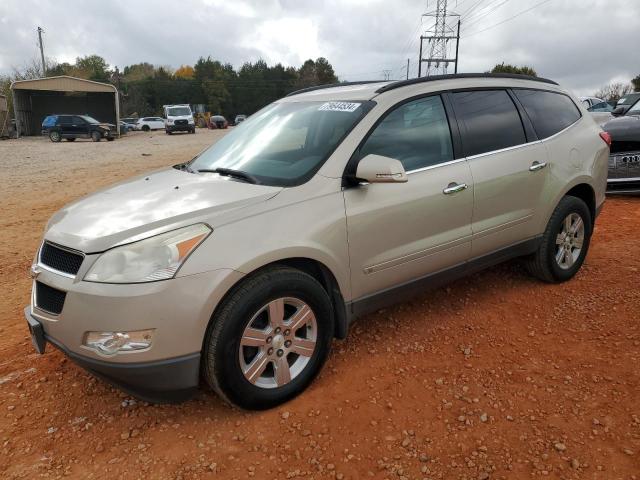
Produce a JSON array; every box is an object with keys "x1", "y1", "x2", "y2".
[
  {"x1": 406, "y1": 157, "x2": 466, "y2": 174},
  {"x1": 37, "y1": 241, "x2": 84, "y2": 279}
]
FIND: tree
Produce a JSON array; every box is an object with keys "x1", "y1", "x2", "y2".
[
  {"x1": 175, "y1": 65, "x2": 195, "y2": 79},
  {"x1": 122, "y1": 63, "x2": 155, "y2": 82},
  {"x1": 632, "y1": 74, "x2": 640, "y2": 92},
  {"x1": 73, "y1": 55, "x2": 110, "y2": 81},
  {"x1": 594, "y1": 82, "x2": 633, "y2": 102},
  {"x1": 490, "y1": 62, "x2": 537, "y2": 77}
]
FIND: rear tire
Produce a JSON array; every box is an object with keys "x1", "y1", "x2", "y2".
[
  {"x1": 49, "y1": 131, "x2": 61, "y2": 142},
  {"x1": 91, "y1": 131, "x2": 101, "y2": 142},
  {"x1": 142, "y1": 125, "x2": 150, "y2": 132},
  {"x1": 203, "y1": 266, "x2": 334, "y2": 410},
  {"x1": 525, "y1": 196, "x2": 592, "y2": 283}
]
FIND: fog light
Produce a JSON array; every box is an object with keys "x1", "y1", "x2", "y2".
[{"x1": 83, "y1": 329, "x2": 154, "y2": 355}]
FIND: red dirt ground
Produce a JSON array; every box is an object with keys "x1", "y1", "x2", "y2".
[{"x1": 0, "y1": 132, "x2": 638, "y2": 479}]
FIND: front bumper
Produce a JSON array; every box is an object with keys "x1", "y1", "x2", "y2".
[
  {"x1": 25, "y1": 307, "x2": 199, "y2": 402},
  {"x1": 26, "y1": 264, "x2": 244, "y2": 402},
  {"x1": 607, "y1": 152, "x2": 640, "y2": 194},
  {"x1": 166, "y1": 123, "x2": 194, "y2": 132}
]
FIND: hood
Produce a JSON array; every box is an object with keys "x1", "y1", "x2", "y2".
[
  {"x1": 45, "y1": 168, "x2": 281, "y2": 252},
  {"x1": 603, "y1": 115, "x2": 640, "y2": 142},
  {"x1": 97, "y1": 122, "x2": 116, "y2": 129}
]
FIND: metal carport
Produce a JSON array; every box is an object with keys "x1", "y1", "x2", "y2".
[{"x1": 10, "y1": 76, "x2": 120, "y2": 137}]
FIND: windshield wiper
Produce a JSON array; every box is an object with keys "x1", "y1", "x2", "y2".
[
  {"x1": 197, "y1": 168, "x2": 259, "y2": 184},
  {"x1": 173, "y1": 163, "x2": 195, "y2": 173}
]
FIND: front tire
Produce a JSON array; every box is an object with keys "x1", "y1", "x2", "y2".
[
  {"x1": 203, "y1": 266, "x2": 334, "y2": 410},
  {"x1": 525, "y1": 196, "x2": 592, "y2": 283},
  {"x1": 91, "y1": 131, "x2": 101, "y2": 142}
]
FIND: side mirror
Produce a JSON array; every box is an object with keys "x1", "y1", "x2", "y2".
[
  {"x1": 612, "y1": 106, "x2": 625, "y2": 116},
  {"x1": 355, "y1": 154, "x2": 408, "y2": 183}
]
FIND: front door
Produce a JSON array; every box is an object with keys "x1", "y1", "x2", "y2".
[{"x1": 344, "y1": 95, "x2": 474, "y2": 302}]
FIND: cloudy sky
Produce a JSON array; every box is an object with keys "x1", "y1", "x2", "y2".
[{"x1": 1, "y1": 0, "x2": 638, "y2": 96}]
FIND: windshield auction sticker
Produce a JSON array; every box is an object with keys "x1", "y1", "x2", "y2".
[{"x1": 318, "y1": 102, "x2": 361, "y2": 113}]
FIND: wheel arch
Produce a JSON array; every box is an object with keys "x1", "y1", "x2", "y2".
[
  {"x1": 564, "y1": 183, "x2": 596, "y2": 223},
  {"x1": 207, "y1": 257, "x2": 350, "y2": 340}
]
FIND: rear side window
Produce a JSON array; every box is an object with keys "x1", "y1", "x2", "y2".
[
  {"x1": 513, "y1": 89, "x2": 581, "y2": 139},
  {"x1": 359, "y1": 95, "x2": 453, "y2": 171},
  {"x1": 451, "y1": 90, "x2": 526, "y2": 157},
  {"x1": 58, "y1": 116, "x2": 72, "y2": 125}
]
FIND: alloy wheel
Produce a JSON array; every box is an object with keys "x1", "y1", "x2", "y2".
[
  {"x1": 555, "y1": 212, "x2": 585, "y2": 269},
  {"x1": 238, "y1": 297, "x2": 317, "y2": 389}
]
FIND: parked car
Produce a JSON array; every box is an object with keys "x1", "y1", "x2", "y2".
[
  {"x1": 579, "y1": 96, "x2": 606, "y2": 109},
  {"x1": 41, "y1": 114, "x2": 115, "y2": 142},
  {"x1": 121, "y1": 117, "x2": 138, "y2": 129},
  {"x1": 136, "y1": 117, "x2": 165, "y2": 131},
  {"x1": 234, "y1": 114, "x2": 247, "y2": 125},
  {"x1": 119, "y1": 121, "x2": 130, "y2": 134},
  {"x1": 25, "y1": 74, "x2": 607, "y2": 409},
  {"x1": 587, "y1": 101, "x2": 615, "y2": 126},
  {"x1": 163, "y1": 104, "x2": 196, "y2": 134},
  {"x1": 209, "y1": 115, "x2": 228, "y2": 129},
  {"x1": 602, "y1": 98, "x2": 640, "y2": 193},
  {"x1": 614, "y1": 93, "x2": 640, "y2": 115}
]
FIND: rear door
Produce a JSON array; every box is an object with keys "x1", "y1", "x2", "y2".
[
  {"x1": 57, "y1": 116, "x2": 73, "y2": 136},
  {"x1": 449, "y1": 89, "x2": 549, "y2": 258},
  {"x1": 344, "y1": 94, "x2": 473, "y2": 301}
]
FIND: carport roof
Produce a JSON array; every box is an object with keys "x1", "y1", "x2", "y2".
[{"x1": 10, "y1": 75, "x2": 117, "y2": 93}]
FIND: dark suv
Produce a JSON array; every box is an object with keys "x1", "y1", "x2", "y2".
[{"x1": 42, "y1": 114, "x2": 115, "y2": 142}]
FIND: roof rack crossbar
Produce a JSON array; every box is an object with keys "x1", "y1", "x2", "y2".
[
  {"x1": 285, "y1": 81, "x2": 385, "y2": 97},
  {"x1": 375, "y1": 73, "x2": 558, "y2": 94}
]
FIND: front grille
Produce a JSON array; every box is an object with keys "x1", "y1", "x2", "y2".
[
  {"x1": 175, "y1": 119, "x2": 188, "y2": 126},
  {"x1": 35, "y1": 281, "x2": 66, "y2": 315},
  {"x1": 40, "y1": 242, "x2": 84, "y2": 275},
  {"x1": 608, "y1": 151, "x2": 640, "y2": 180}
]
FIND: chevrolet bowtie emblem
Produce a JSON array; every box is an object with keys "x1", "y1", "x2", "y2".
[{"x1": 30, "y1": 265, "x2": 41, "y2": 279}]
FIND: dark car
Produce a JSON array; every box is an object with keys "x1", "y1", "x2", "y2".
[
  {"x1": 42, "y1": 114, "x2": 115, "y2": 142},
  {"x1": 208, "y1": 115, "x2": 228, "y2": 129},
  {"x1": 614, "y1": 92, "x2": 640, "y2": 115},
  {"x1": 603, "y1": 98, "x2": 640, "y2": 193}
]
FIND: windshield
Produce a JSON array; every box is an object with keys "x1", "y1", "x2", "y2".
[
  {"x1": 167, "y1": 107, "x2": 191, "y2": 116},
  {"x1": 190, "y1": 100, "x2": 373, "y2": 186},
  {"x1": 618, "y1": 94, "x2": 640, "y2": 105},
  {"x1": 628, "y1": 99, "x2": 640, "y2": 115},
  {"x1": 80, "y1": 115, "x2": 100, "y2": 124}
]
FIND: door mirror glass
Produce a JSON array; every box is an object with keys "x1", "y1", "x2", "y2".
[{"x1": 355, "y1": 154, "x2": 408, "y2": 183}]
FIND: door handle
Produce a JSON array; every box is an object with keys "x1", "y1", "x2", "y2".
[
  {"x1": 529, "y1": 161, "x2": 547, "y2": 171},
  {"x1": 443, "y1": 182, "x2": 468, "y2": 195}
]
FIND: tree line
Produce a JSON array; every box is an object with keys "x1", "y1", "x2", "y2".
[{"x1": 0, "y1": 54, "x2": 339, "y2": 119}]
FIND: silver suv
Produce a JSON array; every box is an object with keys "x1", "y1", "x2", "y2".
[{"x1": 25, "y1": 74, "x2": 609, "y2": 409}]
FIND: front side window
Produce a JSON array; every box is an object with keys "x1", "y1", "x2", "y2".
[
  {"x1": 190, "y1": 100, "x2": 372, "y2": 186},
  {"x1": 451, "y1": 90, "x2": 526, "y2": 157},
  {"x1": 627, "y1": 99, "x2": 640, "y2": 115},
  {"x1": 358, "y1": 95, "x2": 453, "y2": 171},
  {"x1": 589, "y1": 102, "x2": 613, "y2": 112},
  {"x1": 514, "y1": 89, "x2": 581, "y2": 139},
  {"x1": 79, "y1": 115, "x2": 99, "y2": 124}
]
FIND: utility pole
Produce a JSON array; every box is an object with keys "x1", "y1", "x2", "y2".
[
  {"x1": 406, "y1": 58, "x2": 410, "y2": 80},
  {"x1": 37, "y1": 26, "x2": 46, "y2": 77},
  {"x1": 417, "y1": 1, "x2": 460, "y2": 77}
]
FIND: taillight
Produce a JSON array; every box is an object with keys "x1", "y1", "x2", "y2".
[{"x1": 599, "y1": 131, "x2": 612, "y2": 147}]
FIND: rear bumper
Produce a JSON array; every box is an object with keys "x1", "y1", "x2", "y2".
[{"x1": 24, "y1": 306, "x2": 200, "y2": 403}]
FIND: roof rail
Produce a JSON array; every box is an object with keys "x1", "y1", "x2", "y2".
[
  {"x1": 285, "y1": 81, "x2": 384, "y2": 97},
  {"x1": 375, "y1": 73, "x2": 558, "y2": 94}
]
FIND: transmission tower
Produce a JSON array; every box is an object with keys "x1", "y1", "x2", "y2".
[{"x1": 418, "y1": 0, "x2": 460, "y2": 77}]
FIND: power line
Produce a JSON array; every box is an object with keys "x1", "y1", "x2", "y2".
[{"x1": 463, "y1": 0, "x2": 555, "y2": 38}]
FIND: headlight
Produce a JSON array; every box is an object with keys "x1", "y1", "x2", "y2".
[
  {"x1": 167, "y1": 119, "x2": 174, "y2": 125},
  {"x1": 84, "y1": 224, "x2": 211, "y2": 283}
]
